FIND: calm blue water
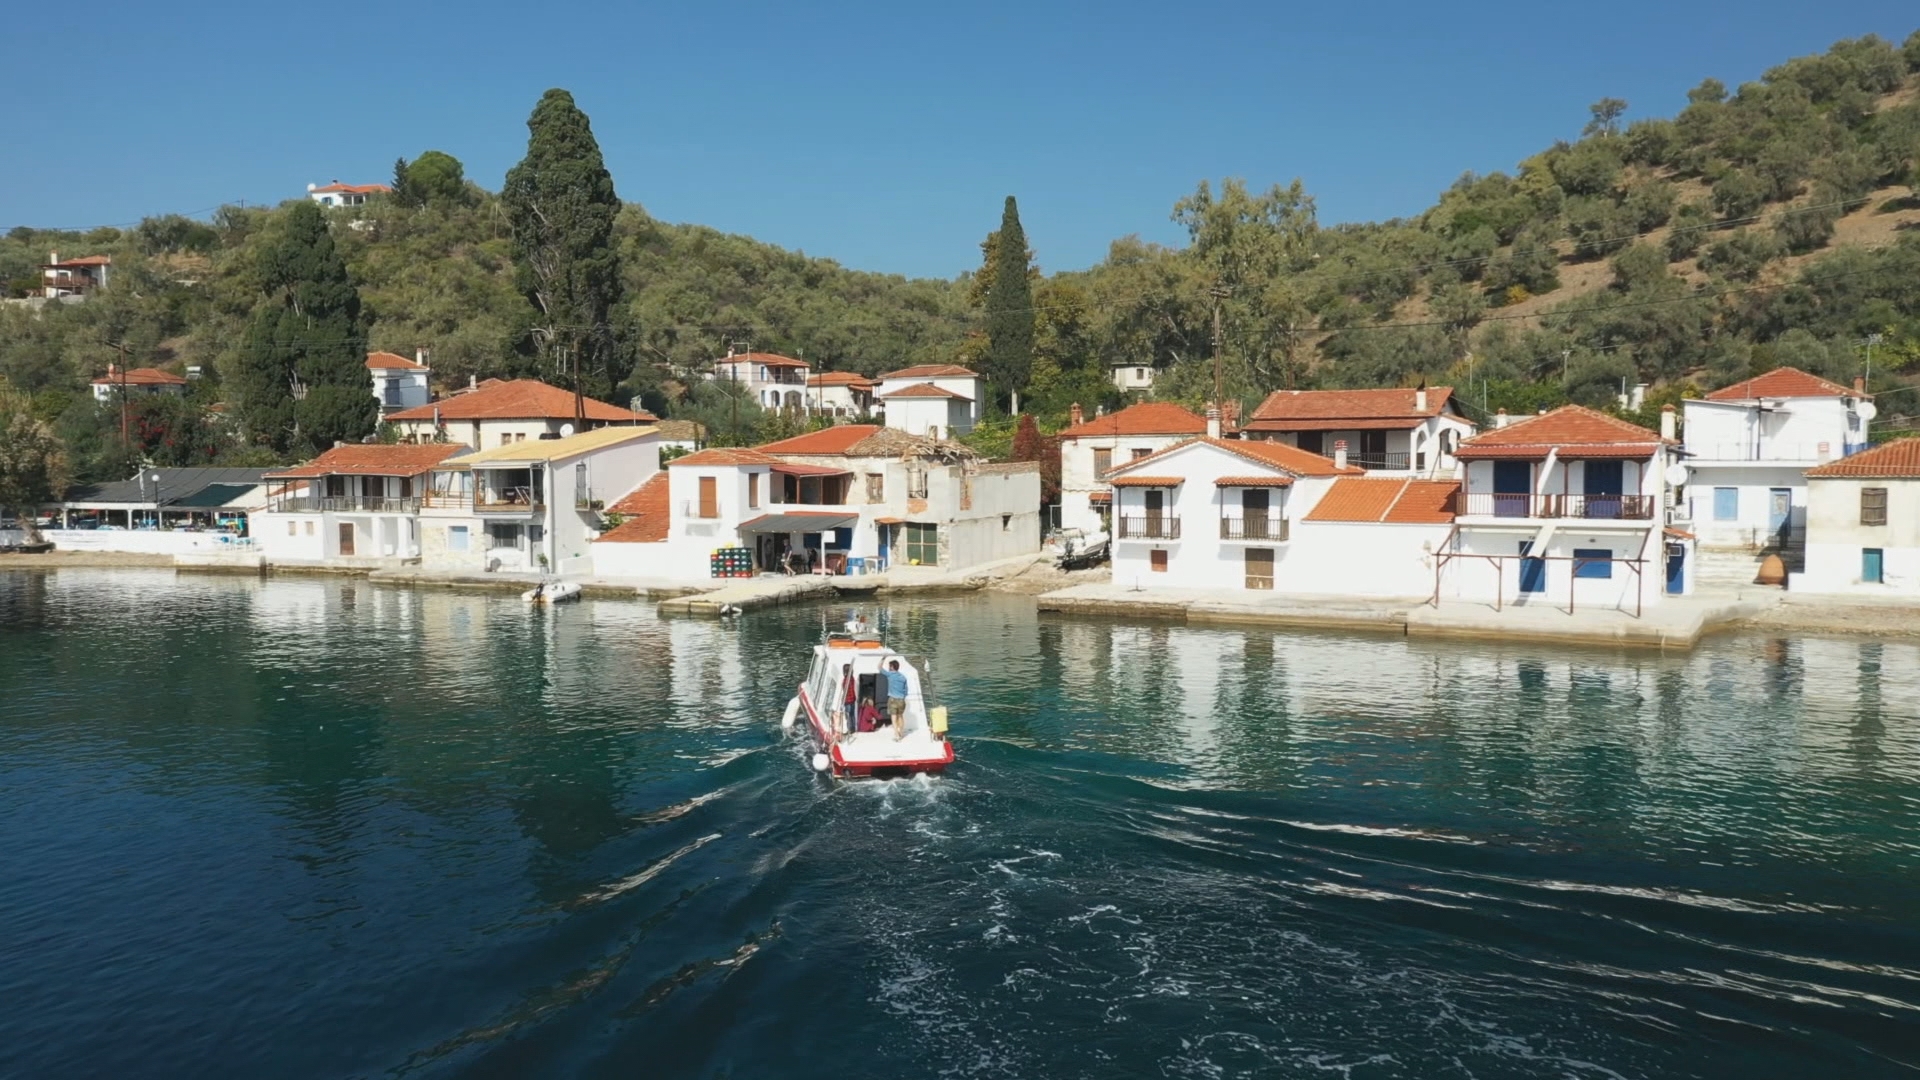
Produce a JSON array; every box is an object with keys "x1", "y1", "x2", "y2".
[{"x1": 2, "y1": 570, "x2": 1918, "y2": 1079}]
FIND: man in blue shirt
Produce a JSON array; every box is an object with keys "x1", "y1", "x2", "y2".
[{"x1": 883, "y1": 660, "x2": 910, "y2": 739}]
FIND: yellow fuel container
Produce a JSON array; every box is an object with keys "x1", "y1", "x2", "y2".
[{"x1": 928, "y1": 706, "x2": 949, "y2": 738}]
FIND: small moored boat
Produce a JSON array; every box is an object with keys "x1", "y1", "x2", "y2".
[
  {"x1": 522, "y1": 580, "x2": 583, "y2": 604},
  {"x1": 783, "y1": 627, "x2": 953, "y2": 779}
]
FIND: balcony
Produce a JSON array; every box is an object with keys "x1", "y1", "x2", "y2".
[
  {"x1": 301, "y1": 495, "x2": 420, "y2": 513},
  {"x1": 1345, "y1": 451, "x2": 1413, "y2": 471},
  {"x1": 475, "y1": 486, "x2": 542, "y2": 514},
  {"x1": 1459, "y1": 492, "x2": 1655, "y2": 521},
  {"x1": 1116, "y1": 515, "x2": 1181, "y2": 540},
  {"x1": 1219, "y1": 515, "x2": 1290, "y2": 541}
]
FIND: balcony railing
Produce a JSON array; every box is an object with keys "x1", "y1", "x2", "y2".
[
  {"x1": 1220, "y1": 515, "x2": 1290, "y2": 541},
  {"x1": 1685, "y1": 441, "x2": 1858, "y2": 463},
  {"x1": 475, "y1": 488, "x2": 542, "y2": 513},
  {"x1": 1344, "y1": 451, "x2": 1412, "y2": 471},
  {"x1": 303, "y1": 495, "x2": 420, "y2": 513},
  {"x1": 1459, "y1": 492, "x2": 1655, "y2": 520},
  {"x1": 1117, "y1": 515, "x2": 1181, "y2": 540}
]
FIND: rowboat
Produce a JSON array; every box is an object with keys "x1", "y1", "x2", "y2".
[
  {"x1": 521, "y1": 580, "x2": 583, "y2": 604},
  {"x1": 782, "y1": 628, "x2": 953, "y2": 779}
]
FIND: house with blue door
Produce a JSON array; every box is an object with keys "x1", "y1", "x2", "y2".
[
  {"x1": 1436, "y1": 405, "x2": 1691, "y2": 614},
  {"x1": 1679, "y1": 367, "x2": 1872, "y2": 551},
  {"x1": 1793, "y1": 439, "x2": 1920, "y2": 597}
]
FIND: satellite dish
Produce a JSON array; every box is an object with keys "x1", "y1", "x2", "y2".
[
  {"x1": 559, "y1": 423, "x2": 576, "y2": 438},
  {"x1": 1663, "y1": 464, "x2": 1690, "y2": 487},
  {"x1": 1857, "y1": 401, "x2": 1878, "y2": 422}
]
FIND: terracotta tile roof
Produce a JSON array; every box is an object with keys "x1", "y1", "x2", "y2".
[
  {"x1": 1245, "y1": 387, "x2": 1455, "y2": 429},
  {"x1": 91, "y1": 367, "x2": 186, "y2": 387},
  {"x1": 1088, "y1": 492, "x2": 1111, "y2": 503},
  {"x1": 808, "y1": 372, "x2": 876, "y2": 388},
  {"x1": 385, "y1": 379, "x2": 655, "y2": 423},
  {"x1": 771, "y1": 461, "x2": 852, "y2": 477},
  {"x1": 1805, "y1": 438, "x2": 1920, "y2": 478},
  {"x1": 312, "y1": 182, "x2": 390, "y2": 195},
  {"x1": 1106, "y1": 436, "x2": 1361, "y2": 482},
  {"x1": 366, "y1": 351, "x2": 426, "y2": 370},
  {"x1": 880, "y1": 383, "x2": 972, "y2": 400},
  {"x1": 264, "y1": 443, "x2": 467, "y2": 479},
  {"x1": 1058, "y1": 402, "x2": 1209, "y2": 440},
  {"x1": 596, "y1": 474, "x2": 670, "y2": 543},
  {"x1": 667, "y1": 447, "x2": 780, "y2": 468},
  {"x1": 754, "y1": 425, "x2": 885, "y2": 455},
  {"x1": 716, "y1": 352, "x2": 809, "y2": 369},
  {"x1": 46, "y1": 255, "x2": 112, "y2": 267},
  {"x1": 1110, "y1": 475, "x2": 1185, "y2": 487},
  {"x1": 1249, "y1": 417, "x2": 1433, "y2": 432},
  {"x1": 1305, "y1": 478, "x2": 1459, "y2": 524},
  {"x1": 880, "y1": 364, "x2": 979, "y2": 379},
  {"x1": 1454, "y1": 406, "x2": 1663, "y2": 461},
  {"x1": 1704, "y1": 366, "x2": 1866, "y2": 402},
  {"x1": 1214, "y1": 475, "x2": 1294, "y2": 488}
]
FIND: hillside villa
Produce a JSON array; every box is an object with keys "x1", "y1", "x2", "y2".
[
  {"x1": 368, "y1": 350, "x2": 432, "y2": 414},
  {"x1": 711, "y1": 351, "x2": 811, "y2": 412},
  {"x1": 384, "y1": 377, "x2": 657, "y2": 448},
  {"x1": 42, "y1": 253, "x2": 111, "y2": 299},
  {"x1": 1057, "y1": 401, "x2": 1210, "y2": 535},
  {"x1": 1238, "y1": 386, "x2": 1475, "y2": 476},
  {"x1": 90, "y1": 365, "x2": 187, "y2": 403},
  {"x1": 806, "y1": 371, "x2": 877, "y2": 419},
  {"x1": 875, "y1": 365, "x2": 984, "y2": 438},
  {"x1": 307, "y1": 181, "x2": 390, "y2": 207}
]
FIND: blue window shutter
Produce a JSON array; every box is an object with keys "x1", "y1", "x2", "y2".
[{"x1": 1713, "y1": 487, "x2": 1739, "y2": 521}]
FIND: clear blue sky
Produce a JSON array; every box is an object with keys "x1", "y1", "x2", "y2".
[{"x1": 4, "y1": 2, "x2": 1914, "y2": 279}]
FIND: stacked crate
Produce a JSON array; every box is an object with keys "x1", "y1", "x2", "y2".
[{"x1": 710, "y1": 547, "x2": 753, "y2": 578}]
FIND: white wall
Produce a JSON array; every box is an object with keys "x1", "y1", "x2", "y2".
[
  {"x1": 1682, "y1": 397, "x2": 1866, "y2": 463},
  {"x1": 258, "y1": 514, "x2": 327, "y2": 561},
  {"x1": 1257, "y1": 415, "x2": 1473, "y2": 474},
  {"x1": 371, "y1": 368, "x2": 431, "y2": 411},
  {"x1": 548, "y1": 437, "x2": 660, "y2": 576},
  {"x1": 392, "y1": 416, "x2": 645, "y2": 450},
  {"x1": 1442, "y1": 526, "x2": 1662, "y2": 612},
  {"x1": 1060, "y1": 431, "x2": 1196, "y2": 534},
  {"x1": 881, "y1": 395, "x2": 971, "y2": 438},
  {"x1": 875, "y1": 374, "x2": 982, "y2": 422},
  {"x1": 1793, "y1": 477, "x2": 1920, "y2": 595},
  {"x1": 1684, "y1": 465, "x2": 1808, "y2": 548},
  {"x1": 33, "y1": 529, "x2": 254, "y2": 556},
  {"x1": 1111, "y1": 364, "x2": 1155, "y2": 391}
]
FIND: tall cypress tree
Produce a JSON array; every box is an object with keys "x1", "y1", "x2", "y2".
[
  {"x1": 502, "y1": 89, "x2": 629, "y2": 402},
  {"x1": 234, "y1": 200, "x2": 373, "y2": 453},
  {"x1": 984, "y1": 195, "x2": 1034, "y2": 408}
]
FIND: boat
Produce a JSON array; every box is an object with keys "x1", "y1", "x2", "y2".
[
  {"x1": 783, "y1": 627, "x2": 953, "y2": 779},
  {"x1": 521, "y1": 580, "x2": 583, "y2": 604}
]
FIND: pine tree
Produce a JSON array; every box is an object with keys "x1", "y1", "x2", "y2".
[
  {"x1": 234, "y1": 200, "x2": 374, "y2": 453},
  {"x1": 984, "y1": 195, "x2": 1034, "y2": 409},
  {"x1": 502, "y1": 89, "x2": 629, "y2": 402}
]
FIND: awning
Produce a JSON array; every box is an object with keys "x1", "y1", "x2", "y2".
[
  {"x1": 873, "y1": 516, "x2": 906, "y2": 525},
  {"x1": 738, "y1": 511, "x2": 859, "y2": 532},
  {"x1": 1087, "y1": 492, "x2": 1111, "y2": 504},
  {"x1": 1110, "y1": 475, "x2": 1184, "y2": 487},
  {"x1": 771, "y1": 462, "x2": 851, "y2": 478},
  {"x1": 167, "y1": 483, "x2": 259, "y2": 508},
  {"x1": 1214, "y1": 475, "x2": 1293, "y2": 488}
]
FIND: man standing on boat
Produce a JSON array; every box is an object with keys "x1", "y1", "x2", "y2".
[{"x1": 884, "y1": 660, "x2": 909, "y2": 741}]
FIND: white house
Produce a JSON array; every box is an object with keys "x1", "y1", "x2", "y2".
[
  {"x1": 1057, "y1": 401, "x2": 1209, "y2": 535},
  {"x1": 90, "y1": 365, "x2": 187, "y2": 404},
  {"x1": 710, "y1": 351, "x2": 812, "y2": 412},
  {"x1": 385, "y1": 378, "x2": 657, "y2": 449},
  {"x1": 593, "y1": 425, "x2": 1039, "y2": 582},
  {"x1": 307, "y1": 181, "x2": 390, "y2": 207},
  {"x1": 878, "y1": 382, "x2": 973, "y2": 438},
  {"x1": 1111, "y1": 359, "x2": 1155, "y2": 394},
  {"x1": 806, "y1": 371, "x2": 877, "y2": 419},
  {"x1": 42, "y1": 253, "x2": 110, "y2": 298},
  {"x1": 258, "y1": 444, "x2": 471, "y2": 567},
  {"x1": 1792, "y1": 439, "x2": 1920, "y2": 596},
  {"x1": 1239, "y1": 386, "x2": 1475, "y2": 476},
  {"x1": 875, "y1": 365, "x2": 984, "y2": 432},
  {"x1": 1438, "y1": 405, "x2": 1689, "y2": 614},
  {"x1": 368, "y1": 351, "x2": 431, "y2": 414},
  {"x1": 417, "y1": 425, "x2": 660, "y2": 576},
  {"x1": 1680, "y1": 366, "x2": 1872, "y2": 550}
]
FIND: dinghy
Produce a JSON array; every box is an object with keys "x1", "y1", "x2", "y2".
[
  {"x1": 521, "y1": 580, "x2": 583, "y2": 604},
  {"x1": 782, "y1": 627, "x2": 953, "y2": 779}
]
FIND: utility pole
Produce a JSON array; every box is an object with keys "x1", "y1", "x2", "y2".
[
  {"x1": 571, "y1": 332, "x2": 585, "y2": 432},
  {"x1": 103, "y1": 339, "x2": 132, "y2": 459}
]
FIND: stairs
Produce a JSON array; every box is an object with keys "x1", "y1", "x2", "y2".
[{"x1": 1692, "y1": 546, "x2": 1801, "y2": 595}]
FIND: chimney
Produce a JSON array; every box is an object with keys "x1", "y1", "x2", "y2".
[
  {"x1": 1415, "y1": 386, "x2": 1428, "y2": 413},
  {"x1": 1855, "y1": 376, "x2": 1866, "y2": 394},
  {"x1": 468, "y1": 374, "x2": 477, "y2": 390},
  {"x1": 1205, "y1": 407, "x2": 1222, "y2": 440},
  {"x1": 1069, "y1": 402, "x2": 1084, "y2": 426},
  {"x1": 415, "y1": 346, "x2": 429, "y2": 367},
  {"x1": 1333, "y1": 439, "x2": 1348, "y2": 470},
  {"x1": 1631, "y1": 383, "x2": 1647, "y2": 411},
  {"x1": 1660, "y1": 403, "x2": 1677, "y2": 442},
  {"x1": 49, "y1": 251, "x2": 58, "y2": 265},
  {"x1": 1494, "y1": 408, "x2": 1509, "y2": 429}
]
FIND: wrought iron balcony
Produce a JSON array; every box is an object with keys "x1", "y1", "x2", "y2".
[
  {"x1": 1219, "y1": 515, "x2": 1290, "y2": 541},
  {"x1": 1116, "y1": 515, "x2": 1181, "y2": 540},
  {"x1": 1459, "y1": 492, "x2": 1655, "y2": 520}
]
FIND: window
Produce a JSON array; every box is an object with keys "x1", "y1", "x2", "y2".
[
  {"x1": 698, "y1": 476, "x2": 718, "y2": 519},
  {"x1": 1135, "y1": 367, "x2": 1147, "y2": 380},
  {"x1": 1150, "y1": 549, "x2": 1169, "y2": 573},
  {"x1": 1131, "y1": 447, "x2": 1151, "y2": 460},
  {"x1": 304, "y1": 521, "x2": 314, "y2": 536},
  {"x1": 1001, "y1": 513, "x2": 1011, "y2": 531},
  {"x1": 1862, "y1": 487, "x2": 1888, "y2": 526},
  {"x1": 500, "y1": 433, "x2": 513, "y2": 447},
  {"x1": 1863, "y1": 547, "x2": 1885, "y2": 583},
  {"x1": 865, "y1": 473, "x2": 884, "y2": 503},
  {"x1": 1245, "y1": 548, "x2": 1274, "y2": 589},
  {"x1": 1093, "y1": 449, "x2": 1112, "y2": 478},
  {"x1": 907, "y1": 464, "x2": 928, "y2": 499},
  {"x1": 748, "y1": 472, "x2": 760, "y2": 509},
  {"x1": 1573, "y1": 547, "x2": 1613, "y2": 579},
  {"x1": 1713, "y1": 487, "x2": 1738, "y2": 521},
  {"x1": 447, "y1": 525, "x2": 469, "y2": 552},
  {"x1": 904, "y1": 522, "x2": 938, "y2": 565}
]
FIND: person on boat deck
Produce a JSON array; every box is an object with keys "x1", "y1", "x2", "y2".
[
  {"x1": 884, "y1": 660, "x2": 909, "y2": 740},
  {"x1": 856, "y1": 696, "x2": 882, "y2": 733},
  {"x1": 841, "y1": 663, "x2": 857, "y2": 732}
]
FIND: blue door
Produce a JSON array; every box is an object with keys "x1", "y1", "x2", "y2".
[
  {"x1": 1584, "y1": 459, "x2": 1624, "y2": 519},
  {"x1": 1519, "y1": 541, "x2": 1546, "y2": 593},
  {"x1": 1493, "y1": 461, "x2": 1531, "y2": 518},
  {"x1": 1666, "y1": 544, "x2": 1686, "y2": 595},
  {"x1": 1863, "y1": 548, "x2": 1884, "y2": 584},
  {"x1": 1767, "y1": 488, "x2": 1792, "y2": 541},
  {"x1": 876, "y1": 524, "x2": 890, "y2": 568}
]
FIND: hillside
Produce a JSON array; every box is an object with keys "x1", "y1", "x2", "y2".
[{"x1": 3, "y1": 27, "x2": 1919, "y2": 457}]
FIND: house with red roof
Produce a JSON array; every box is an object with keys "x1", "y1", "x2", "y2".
[
  {"x1": 1240, "y1": 386, "x2": 1475, "y2": 476},
  {"x1": 385, "y1": 378, "x2": 656, "y2": 449},
  {"x1": 875, "y1": 364, "x2": 983, "y2": 437},
  {"x1": 1794, "y1": 438, "x2": 1920, "y2": 596},
  {"x1": 711, "y1": 351, "x2": 812, "y2": 413},
  {"x1": 258, "y1": 443, "x2": 471, "y2": 565},
  {"x1": 806, "y1": 371, "x2": 876, "y2": 419},
  {"x1": 367, "y1": 350, "x2": 431, "y2": 414},
  {"x1": 1440, "y1": 405, "x2": 1687, "y2": 612},
  {"x1": 42, "y1": 252, "x2": 110, "y2": 299},
  {"x1": 307, "y1": 181, "x2": 390, "y2": 208},
  {"x1": 90, "y1": 365, "x2": 187, "y2": 404},
  {"x1": 1680, "y1": 367, "x2": 1873, "y2": 551},
  {"x1": 1056, "y1": 401, "x2": 1211, "y2": 536}
]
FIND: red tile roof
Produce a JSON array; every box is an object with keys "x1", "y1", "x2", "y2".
[
  {"x1": 1454, "y1": 405, "x2": 1663, "y2": 461},
  {"x1": 596, "y1": 474, "x2": 670, "y2": 543},
  {"x1": 366, "y1": 351, "x2": 426, "y2": 371},
  {"x1": 311, "y1": 182, "x2": 390, "y2": 195},
  {"x1": 264, "y1": 443, "x2": 466, "y2": 479},
  {"x1": 754, "y1": 425, "x2": 885, "y2": 455},
  {"x1": 881, "y1": 364, "x2": 979, "y2": 379},
  {"x1": 1058, "y1": 401, "x2": 1209, "y2": 440},
  {"x1": 1704, "y1": 366, "x2": 1866, "y2": 402},
  {"x1": 91, "y1": 367, "x2": 186, "y2": 387},
  {"x1": 716, "y1": 352, "x2": 809, "y2": 369},
  {"x1": 1805, "y1": 438, "x2": 1920, "y2": 478},
  {"x1": 1305, "y1": 478, "x2": 1459, "y2": 524},
  {"x1": 667, "y1": 447, "x2": 780, "y2": 468},
  {"x1": 808, "y1": 372, "x2": 875, "y2": 388},
  {"x1": 1110, "y1": 475, "x2": 1185, "y2": 487},
  {"x1": 46, "y1": 255, "x2": 112, "y2": 267},
  {"x1": 385, "y1": 379, "x2": 654, "y2": 423},
  {"x1": 880, "y1": 383, "x2": 972, "y2": 400},
  {"x1": 1107, "y1": 436, "x2": 1362, "y2": 480},
  {"x1": 1214, "y1": 475, "x2": 1294, "y2": 488},
  {"x1": 1245, "y1": 387, "x2": 1455, "y2": 431}
]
